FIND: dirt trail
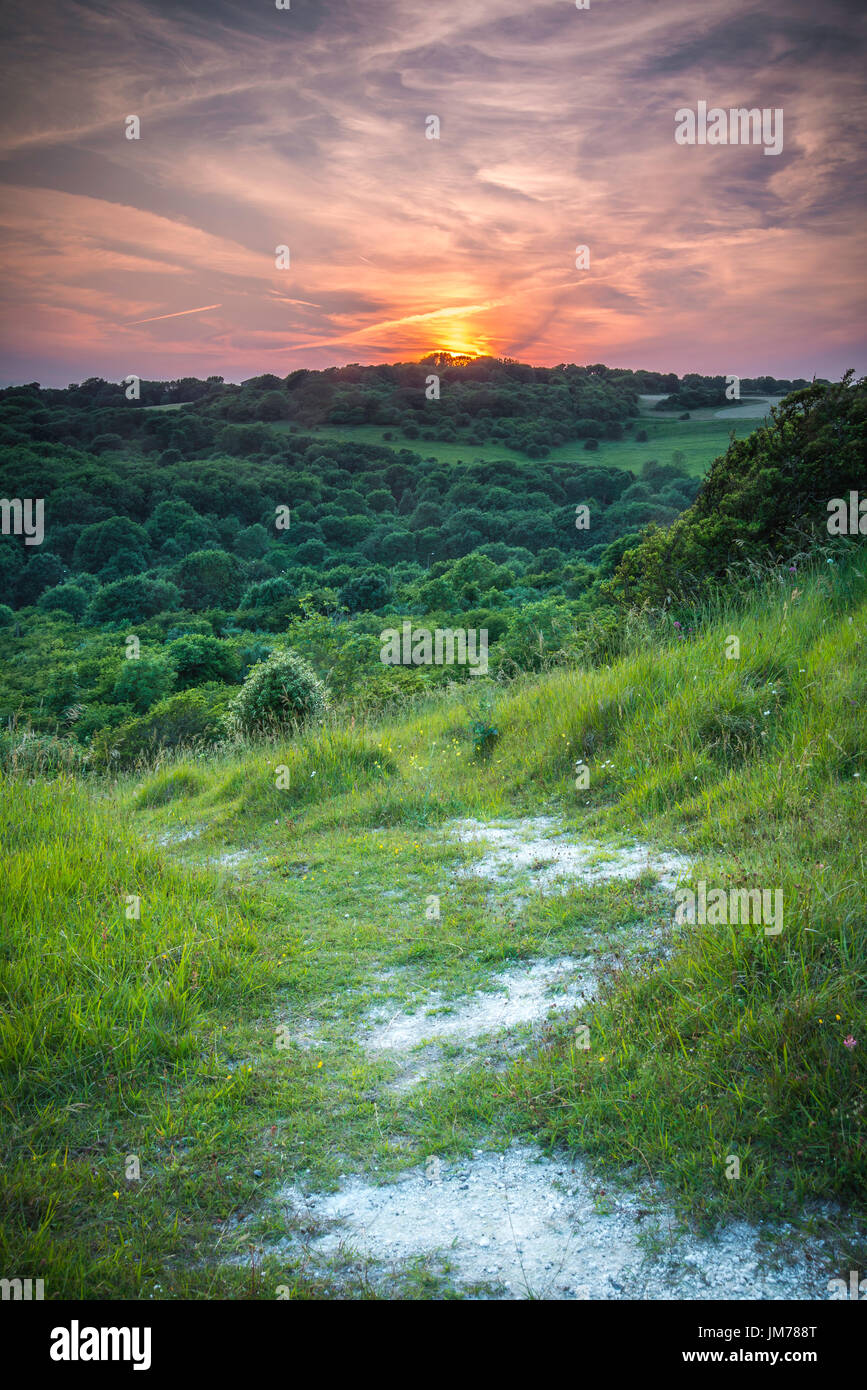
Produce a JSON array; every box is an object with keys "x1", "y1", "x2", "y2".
[
  {"x1": 230, "y1": 818, "x2": 834, "y2": 1299},
  {"x1": 274, "y1": 1145, "x2": 827, "y2": 1300}
]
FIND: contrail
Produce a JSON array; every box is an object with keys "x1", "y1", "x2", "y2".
[
  {"x1": 122, "y1": 303, "x2": 222, "y2": 325},
  {"x1": 270, "y1": 295, "x2": 323, "y2": 309}
]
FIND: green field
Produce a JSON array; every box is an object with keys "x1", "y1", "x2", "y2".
[{"x1": 272, "y1": 409, "x2": 753, "y2": 479}]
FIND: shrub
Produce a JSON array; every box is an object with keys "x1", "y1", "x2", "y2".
[
  {"x1": 37, "y1": 583, "x2": 89, "y2": 619},
  {"x1": 88, "y1": 576, "x2": 181, "y2": 624},
  {"x1": 112, "y1": 656, "x2": 175, "y2": 712},
  {"x1": 174, "y1": 549, "x2": 244, "y2": 610},
  {"x1": 71, "y1": 701, "x2": 135, "y2": 743},
  {"x1": 228, "y1": 649, "x2": 326, "y2": 735},
  {"x1": 93, "y1": 689, "x2": 228, "y2": 769},
  {"x1": 338, "y1": 570, "x2": 391, "y2": 613},
  {"x1": 164, "y1": 634, "x2": 239, "y2": 689}
]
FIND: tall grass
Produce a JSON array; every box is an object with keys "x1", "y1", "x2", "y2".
[
  {"x1": 1, "y1": 548, "x2": 864, "y2": 1292},
  {"x1": 121, "y1": 549, "x2": 866, "y2": 1219}
]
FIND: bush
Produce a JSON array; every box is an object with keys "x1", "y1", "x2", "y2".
[
  {"x1": 164, "y1": 634, "x2": 239, "y2": 689},
  {"x1": 37, "y1": 584, "x2": 89, "y2": 619},
  {"x1": 174, "y1": 549, "x2": 244, "y2": 610},
  {"x1": 228, "y1": 649, "x2": 327, "y2": 735},
  {"x1": 240, "y1": 577, "x2": 295, "y2": 610},
  {"x1": 93, "y1": 689, "x2": 228, "y2": 769},
  {"x1": 112, "y1": 656, "x2": 175, "y2": 712},
  {"x1": 71, "y1": 701, "x2": 135, "y2": 744},
  {"x1": 88, "y1": 577, "x2": 182, "y2": 624},
  {"x1": 339, "y1": 570, "x2": 391, "y2": 613}
]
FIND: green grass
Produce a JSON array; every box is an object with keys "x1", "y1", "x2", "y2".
[
  {"x1": 271, "y1": 409, "x2": 747, "y2": 478},
  {"x1": 2, "y1": 548, "x2": 865, "y2": 1296}
]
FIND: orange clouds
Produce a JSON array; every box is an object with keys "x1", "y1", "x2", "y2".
[{"x1": 0, "y1": 0, "x2": 864, "y2": 382}]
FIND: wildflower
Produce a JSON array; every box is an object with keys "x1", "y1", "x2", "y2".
[
  {"x1": 844, "y1": 1035, "x2": 857, "y2": 1050},
  {"x1": 113, "y1": 1190, "x2": 120, "y2": 1200}
]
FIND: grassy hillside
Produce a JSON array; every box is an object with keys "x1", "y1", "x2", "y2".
[
  {"x1": 2, "y1": 547, "x2": 864, "y2": 1296},
  {"x1": 270, "y1": 408, "x2": 742, "y2": 478}
]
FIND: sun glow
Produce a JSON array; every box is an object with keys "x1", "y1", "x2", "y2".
[{"x1": 429, "y1": 319, "x2": 490, "y2": 358}]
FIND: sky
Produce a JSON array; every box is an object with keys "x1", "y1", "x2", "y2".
[{"x1": 0, "y1": 0, "x2": 864, "y2": 386}]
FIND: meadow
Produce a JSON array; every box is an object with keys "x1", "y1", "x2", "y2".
[
  {"x1": 272, "y1": 406, "x2": 749, "y2": 479},
  {"x1": 2, "y1": 547, "x2": 864, "y2": 1297}
]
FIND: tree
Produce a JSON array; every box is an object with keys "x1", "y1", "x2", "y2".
[
  {"x1": 88, "y1": 576, "x2": 182, "y2": 624},
  {"x1": 338, "y1": 570, "x2": 391, "y2": 613},
  {"x1": 368, "y1": 489, "x2": 396, "y2": 514},
  {"x1": 258, "y1": 391, "x2": 290, "y2": 421},
  {"x1": 73, "y1": 517, "x2": 149, "y2": 576},
  {"x1": 112, "y1": 656, "x2": 175, "y2": 713},
  {"x1": 37, "y1": 583, "x2": 89, "y2": 619},
  {"x1": 174, "y1": 549, "x2": 244, "y2": 610},
  {"x1": 165, "y1": 635, "x2": 239, "y2": 689},
  {"x1": 612, "y1": 376, "x2": 867, "y2": 606},
  {"x1": 294, "y1": 539, "x2": 327, "y2": 566},
  {"x1": 234, "y1": 524, "x2": 271, "y2": 559},
  {"x1": 16, "y1": 552, "x2": 67, "y2": 605},
  {"x1": 240, "y1": 576, "x2": 296, "y2": 609}
]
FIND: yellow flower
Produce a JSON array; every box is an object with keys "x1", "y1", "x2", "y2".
[
  {"x1": 316, "y1": 1061, "x2": 323, "y2": 1069},
  {"x1": 112, "y1": 1190, "x2": 120, "y2": 1200}
]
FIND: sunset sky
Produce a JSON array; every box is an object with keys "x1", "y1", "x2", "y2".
[{"x1": 0, "y1": 0, "x2": 864, "y2": 385}]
